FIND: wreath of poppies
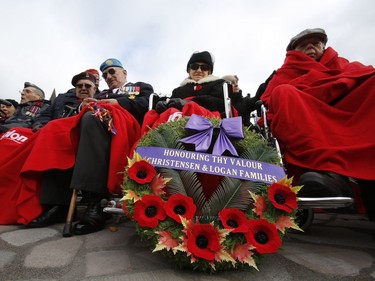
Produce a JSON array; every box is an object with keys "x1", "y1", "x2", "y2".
[{"x1": 121, "y1": 116, "x2": 301, "y2": 273}]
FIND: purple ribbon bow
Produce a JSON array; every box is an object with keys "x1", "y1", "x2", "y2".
[{"x1": 179, "y1": 114, "x2": 244, "y2": 156}]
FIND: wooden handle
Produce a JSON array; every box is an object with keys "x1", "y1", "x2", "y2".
[{"x1": 62, "y1": 189, "x2": 78, "y2": 237}]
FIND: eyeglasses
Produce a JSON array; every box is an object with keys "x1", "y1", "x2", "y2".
[
  {"x1": 189, "y1": 63, "x2": 211, "y2": 71},
  {"x1": 19, "y1": 89, "x2": 33, "y2": 94},
  {"x1": 76, "y1": 83, "x2": 93, "y2": 89},
  {"x1": 102, "y1": 68, "x2": 116, "y2": 79}
]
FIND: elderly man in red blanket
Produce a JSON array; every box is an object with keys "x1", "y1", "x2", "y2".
[
  {"x1": 18, "y1": 59, "x2": 154, "y2": 234},
  {"x1": 259, "y1": 28, "x2": 375, "y2": 218}
]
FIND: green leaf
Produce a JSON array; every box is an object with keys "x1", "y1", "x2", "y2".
[
  {"x1": 240, "y1": 143, "x2": 280, "y2": 165},
  {"x1": 201, "y1": 177, "x2": 264, "y2": 216},
  {"x1": 159, "y1": 168, "x2": 206, "y2": 213}
]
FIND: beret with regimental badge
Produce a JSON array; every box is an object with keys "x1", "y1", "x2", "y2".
[
  {"x1": 71, "y1": 72, "x2": 97, "y2": 87},
  {"x1": 100, "y1": 58, "x2": 123, "y2": 72}
]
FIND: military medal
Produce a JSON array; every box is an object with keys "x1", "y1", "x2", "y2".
[{"x1": 119, "y1": 86, "x2": 140, "y2": 99}]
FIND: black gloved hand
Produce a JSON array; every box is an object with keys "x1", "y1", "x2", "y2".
[
  {"x1": 155, "y1": 100, "x2": 169, "y2": 114},
  {"x1": 167, "y1": 98, "x2": 188, "y2": 111},
  {"x1": 32, "y1": 123, "x2": 44, "y2": 132}
]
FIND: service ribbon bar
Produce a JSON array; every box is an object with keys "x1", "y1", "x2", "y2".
[{"x1": 136, "y1": 146, "x2": 286, "y2": 184}]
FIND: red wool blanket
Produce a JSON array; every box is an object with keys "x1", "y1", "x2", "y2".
[
  {"x1": 0, "y1": 128, "x2": 38, "y2": 224},
  {"x1": 0, "y1": 104, "x2": 140, "y2": 224},
  {"x1": 261, "y1": 47, "x2": 375, "y2": 180},
  {"x1": 141, "y1": 101, "x2": 221, "y2": 136}
]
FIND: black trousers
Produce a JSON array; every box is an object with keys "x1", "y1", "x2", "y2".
[{"x1": 40, "y1": 112, "x2": 111, "y2": 205}]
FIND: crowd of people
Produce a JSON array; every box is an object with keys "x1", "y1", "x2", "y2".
[{"x1": 0, "y1": 27, "x2": 374, "y2": 235}]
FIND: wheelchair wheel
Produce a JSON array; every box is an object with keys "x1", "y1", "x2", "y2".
[{"x1": 294, "y1": 208, "x2": 314, "y2": 232}]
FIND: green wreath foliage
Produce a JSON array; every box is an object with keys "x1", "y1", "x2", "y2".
[{"x1": 122, "y1": 116, "x2": 300, "y2": 273}]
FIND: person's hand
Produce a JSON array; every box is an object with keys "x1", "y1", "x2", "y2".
[
  {"x1": 98, "y1": 98, "x2": 119, "y2": 105},
  {"x1": 167, "y1": 98, "x2": 188, "y2": 110},
  {"x1": 32, "y1": 123, "x2": 44, "y2": 132},
  {"x1": 81, "y1": 97, "x2": 97, "y2": 107},
  {"x1": 155, "y1": 100, "x2": 169, "y2": 114}
]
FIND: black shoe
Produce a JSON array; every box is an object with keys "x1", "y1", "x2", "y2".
[
  {"x1": 27, "y1": 205, "x2": 68, "y2": 228},
  {"x1": 358, "y1": 180, "x2": 375, "y2": 221},
  {"x1": 298, "y1": 172, "x2": 352, "y2": 198},
  {"x1": 73, "y1": 200, "x2": 109, "y2": 235}
]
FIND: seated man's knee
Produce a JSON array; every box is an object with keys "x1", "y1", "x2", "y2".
[
  {"x1": 268, "y1": 85, "x2": 298, "y2": 107},
  {"x1": 80, "y1": 111, "x2": 101, "y2": 132}
]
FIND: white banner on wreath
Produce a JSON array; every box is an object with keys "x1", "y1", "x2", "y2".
[{"x1": 136, "y1": 146, "x2": 286, "y2": 184}]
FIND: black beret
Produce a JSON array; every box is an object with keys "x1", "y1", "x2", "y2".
[
  {"x1": 0, "y1": 99, "x2": 18, "y2": 108},
  {"x1": 71, "y1": 72, "x2": 97, "y2": 87}
]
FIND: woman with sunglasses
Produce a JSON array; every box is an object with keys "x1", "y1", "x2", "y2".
[
  {"x1": 157, "y1": 51, "x2": 229, "y2": 115},
  {"x1": 146, "y1": 51, "x2": 250, "y2": 133},
  {"x1": 171, "y1": 51, "x2": 228, "y2": 113}
]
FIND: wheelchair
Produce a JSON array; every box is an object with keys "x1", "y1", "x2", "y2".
[{"x1": 250, "y1": 101, "x2": 372, "y2": 230}]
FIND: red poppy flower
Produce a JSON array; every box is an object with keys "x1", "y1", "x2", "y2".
[
  {"x1": 164, "y1": 194, "x2": 196, "y2": 223},
  {"x1": 128, "y1": 160, "x2": 156, "y2": 184},
  {"x1": 133, "y1": 195, "x2": 166, "y2": 228},
  {"x1": 245, "y1": 219, "x2": 281, "y2": 254},
  {"x1": 186, "y1": 223, "x2": 221, "y2": 261},
  {"x1": 268, "y1": 182, "x2": 297, "y2": 213},
  {"x1": 218, "y1": 208, "x2": 249, "y2": 233}
]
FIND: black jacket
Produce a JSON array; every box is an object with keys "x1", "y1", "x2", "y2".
[
  {"x1": 171, "y1": 75, "x2": 251, "y2": 125},
  {"x1": 48, "y1": 88, "x2": 82, "y2": 119},
  {"x1": 96, "y1": 81, "x2": 154, "y2": 125},
  {"x1": 0, "y1": 99, "x2": 51, "y2": 132}
]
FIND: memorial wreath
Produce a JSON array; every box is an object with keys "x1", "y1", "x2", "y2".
[{"x1": 121, "y1": 114, "x2": 301, "y2": 273}]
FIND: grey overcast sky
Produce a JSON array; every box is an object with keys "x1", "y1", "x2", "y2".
[{"x1": 0, "y1": 0, "x2": 374, "y2": 101}]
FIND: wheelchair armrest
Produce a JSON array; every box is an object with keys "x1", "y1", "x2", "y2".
[
  {"x1": 222, "y1": 81, "x2": 233, "y2": 118},
  {"x1": 255, "y1": 100, "x2": 264, "y2": 117},
  {"x1": 148, "y1": 93, "x2": 163, "y2": 111}
]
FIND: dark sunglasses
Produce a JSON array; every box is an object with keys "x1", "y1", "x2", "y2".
[
  {"x1": 102, "y1": 68, "x2": 116, "y2": 79},
  {"x1": 76, "y1": 83, "x2": 93, "y2": 89},
  {"x1": 189, "y1": 63, "x2": 211, "y2": 71}
]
